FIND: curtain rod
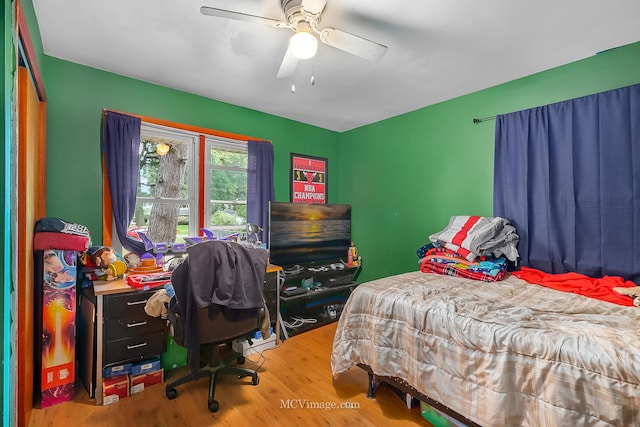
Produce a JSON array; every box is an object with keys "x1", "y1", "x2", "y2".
[
  {"x1": 472, "y1": 115, "x2": 497, "y2": 124},
  {"x1": 102, "y1": 109, "x2": 271, "y2": 143}
]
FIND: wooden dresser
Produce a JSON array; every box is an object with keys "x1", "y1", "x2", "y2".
[{"x1": 78, "y1": 279, "x2": 166, "y2": 405}]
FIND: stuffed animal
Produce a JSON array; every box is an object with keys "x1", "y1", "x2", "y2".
[
  {"x1": 82, "y1": 246, "x2": 127, "y2": 281},
  {"x1": 91, "y1": 246, "x2": 118, "y2": 269},
  {"x1": 123, "y1": 252, "x2": 141, "y2": 268},
  {"x1": 105, "y1": 260, "x2": 127, "y2": 281},
  {"x1": 613, "y1": 286, "x2": 640, "y2": 307}
]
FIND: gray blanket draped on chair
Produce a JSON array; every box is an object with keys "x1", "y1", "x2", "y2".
[{"x1": 170, "y1": 240, "x2": 268, "y2": 376}]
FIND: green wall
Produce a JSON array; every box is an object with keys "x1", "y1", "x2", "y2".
[
  {"x1": 10, "y1": 10, "x2": 640, "y2": 421},
  {"x1": 27, "y1": 0, "x2": 640, "y2": 283},
  {"x1": 340, "y1": 41, "x2": 640, "y2": 282},
  {"x1": 42, "y1": 57, "x2": 341, "y2": 244},
  {"x1": 44, "y1": 41, "x2": 640, "y2": 282}
]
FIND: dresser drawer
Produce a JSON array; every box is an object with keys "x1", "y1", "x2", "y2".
[
  {"x1": 104, "y1": 290, "x2": 156, "y2": 319},
  {"x1": 104, "y1": 330, "x2": 166, "y2": 365},
  {"x1": 105, "y1": 314, "x2": 165, "y2": 341}
]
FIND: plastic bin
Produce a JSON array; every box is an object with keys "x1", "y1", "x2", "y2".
[{"x1": 161, "y1": 335, "x2": 187, "y2": 371}]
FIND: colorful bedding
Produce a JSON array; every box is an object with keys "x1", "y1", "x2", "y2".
[
  {"x1": 419, "y1": 247, "x2": 507, "y2": 282},
  {"x1": 429, "y1": 216, "x2": 519, "y2": 262},
  {"x1": 332, "y1": 271, "x2": 640, "y2": 426},
  {"x1": 512, "y1": 266, "x2": 637, "y2": 307}
]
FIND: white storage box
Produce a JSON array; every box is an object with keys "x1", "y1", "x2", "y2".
[{"x1": 232, "y1": 334, "x2": 276, "y2": 356}]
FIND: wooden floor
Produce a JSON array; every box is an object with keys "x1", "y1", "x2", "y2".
[{"x1": 29, "y1": 322, "x2": 430, "y2": 426}]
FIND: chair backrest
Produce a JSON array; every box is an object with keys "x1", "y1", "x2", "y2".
[
  {"x1": 168, "y1": 240, "x2": 268, "y2": 349},
  {"x1": 168, "y1": 299, "x2": 261, "y2": 347},
  {"x1": 196, "y1": 307, "x2": 260, "y2": 344}
]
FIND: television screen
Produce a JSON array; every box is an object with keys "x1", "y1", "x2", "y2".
[{"x1": 269, "y1": 202, "x2": 351, "y2": 267}]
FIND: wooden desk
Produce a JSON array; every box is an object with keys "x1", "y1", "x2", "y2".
[
  {"x1": 92, "y1": 277, "x2": 135, "y2": 296},
  {"x1": 266, "y1": 264, "x2": 282, "y2": 274},
  {"x1": 84, "y1": 265, "x2": 283, "y2": 404}
]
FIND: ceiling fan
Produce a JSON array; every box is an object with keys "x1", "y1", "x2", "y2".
[{"x1": 200, "y1": 0, "x2": 388, "y2": 79}]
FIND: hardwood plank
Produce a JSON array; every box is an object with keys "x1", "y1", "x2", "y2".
[{"x1": 28, "y1": 322, "x2": 430, "y2": 426}]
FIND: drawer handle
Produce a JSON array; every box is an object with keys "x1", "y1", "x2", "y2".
[
  {"x1": 126, "y1": 300, "x2": 148, "y2": 306},
  {"x1": 127, "y1": 342, "x2": 148, "y2": 350},
  {"x1": 127, "y1": 321, "x2": 148, "y2": 328}
]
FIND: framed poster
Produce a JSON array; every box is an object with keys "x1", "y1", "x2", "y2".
[{"x1": 290, "y1": 153, "x2": 328, "y2": 204}]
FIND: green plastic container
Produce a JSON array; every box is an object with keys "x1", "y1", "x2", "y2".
[
  {"x1": 161, "y1": 335, "x2": 187, "y2": 371},
  {"x1": 420, "y1": 401, "x2": 453, "y2": 427}
]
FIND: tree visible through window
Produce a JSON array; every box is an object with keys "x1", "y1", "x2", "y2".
[
  {"x1": 124, "y1": 125, "x2": 249, "y2": 248},
  {"x1": 205, "y1": 138, "x2": 248, "y2": 238}
]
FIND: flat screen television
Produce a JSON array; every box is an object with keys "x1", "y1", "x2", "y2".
[{"x1": 268, "y1": 202, "x2": 351, "y2": 267}]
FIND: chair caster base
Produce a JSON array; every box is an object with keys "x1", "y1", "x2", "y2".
[
  {"x1": 166, "y1": 387, "x2": 178, "y2": 400},
  {"x1": 208, "y1": 398, "x2": 219, "y2": 412}
]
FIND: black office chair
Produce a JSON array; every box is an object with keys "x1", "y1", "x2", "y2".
[{"x1": 164, "y1": 240, "x2": 267, "y2": 412}]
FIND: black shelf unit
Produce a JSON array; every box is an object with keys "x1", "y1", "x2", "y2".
[
  {"x1": 279, "y1": 263, "x2": 361, "y2": 338},
  {"x1": 279, "y1": 281, "x2": 357, "y2": 302}
]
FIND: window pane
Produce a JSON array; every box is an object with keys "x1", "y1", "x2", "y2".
[
  {"x1": 210, "y1": 169, "x2": 247, "y2": 202},
  {"x1": 209, "y1": 202, "x2": 246, "y2": 228},
  {"x1": 209, "y1": 147, "x2": 247, "y2": 168},
  {"x1": 135, "y1": 129, "x2": 193, "y2": 244},
  {"x1": 138, "y1": 135, "x2": 190, "y2": 199},
  {"x1": 128, "y1": 202, "x2": 191, "y2": 245},
  {"x1": 209, "y1": 167, "x2": 247, "y2": 229}
]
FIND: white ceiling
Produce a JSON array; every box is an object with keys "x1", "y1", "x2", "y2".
[{"x1": 32, "y1": 0, "x2": 640, "y2": 132}]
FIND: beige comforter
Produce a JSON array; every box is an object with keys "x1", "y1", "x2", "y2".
[{"x1": 331, "y1": 271, "x2": 640, "y2": 426}]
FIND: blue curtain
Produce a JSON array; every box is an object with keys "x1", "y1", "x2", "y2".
[
  {"x1": 494, "y1": 83, "x2": 640, "y2": 283},
  {"x1": 247, "y1": 140, "x2": 275, "y2": 246},
  {"x1": 103, "y1": 111, "x2": 146, "y2": 255}
]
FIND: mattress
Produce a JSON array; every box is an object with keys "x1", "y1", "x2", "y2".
[{"x1": 331, "y1": 271, "x2": 640, "y2": 426}]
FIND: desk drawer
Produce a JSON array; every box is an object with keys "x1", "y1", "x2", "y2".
[
  {"x1": 105, "y1": 315, "x2": 165, "y2": 341},
  {"x1": 104, "y1": 290, "x2": 156, "y2": 319},
  {"x1": 104, "y1": 331, "x2": 165, "y2": 365}
]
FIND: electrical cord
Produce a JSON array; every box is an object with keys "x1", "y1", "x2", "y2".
[
  {"x1": 283, "y1": 264, "x2": 304, "y2": 275},
  {"x1": 242, "y1": 348, "x2": 267, "y2": 370},
  {"x1": 283, "y1": 316, "x2": 318, "y2": 329}
]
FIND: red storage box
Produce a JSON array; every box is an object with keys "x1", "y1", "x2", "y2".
[
  {"x1": 130, "y1": 369, "x2": 164, "y2": 395},
  {"x1": 103, "y1": 374, "x2": 130, "y2": 405}
]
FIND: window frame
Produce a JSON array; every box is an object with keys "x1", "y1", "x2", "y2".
[
  {"x1": 101, "y1": 110, "x2": 270, "y2": 251},
  {"x1": 203, "y1": 136, "x2": 249, "y2": 236},
  {"x1": 135, "y1": 123, "x2": 200, "y2": 236}
]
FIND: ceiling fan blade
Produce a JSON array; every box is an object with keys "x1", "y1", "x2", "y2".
[
  {"x1": 301, "y1": 0, "x2": 328, "y2": 16},
  {"x1": 276, "y1": 46, "x2": 299, "y2": 79},
  {"x1": 200, "y1": 6, "x2": 288, "y2": 28},
  {"x1": 320, "y1": 28, "x2": 387, "y2": 62}
]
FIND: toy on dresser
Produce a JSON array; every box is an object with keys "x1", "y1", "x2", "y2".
[
  {"x1": 82, "y1": 246, "x2": 127, "y2": 281},
  {"x1": 128, "y1": 253, "x2": 164, "y2": 275}
]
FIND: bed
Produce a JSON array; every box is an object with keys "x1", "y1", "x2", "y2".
[{"x1": 331, "y1": 271, "x2": 640, "y2": 426}]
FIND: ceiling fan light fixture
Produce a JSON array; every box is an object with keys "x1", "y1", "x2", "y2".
[{"x1": 290, "y1": 23, "x2": 318, "y2": 59}]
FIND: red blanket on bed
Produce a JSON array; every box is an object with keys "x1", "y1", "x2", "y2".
[{"x1": 512, "y1": 267, "x2": 637, "y2": 306}]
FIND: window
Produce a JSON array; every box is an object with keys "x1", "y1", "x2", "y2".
[
  {"x1": 118, "y1": 123, "x2": 249, "y2": 249},
  {"x1": 129, "y1": 124, "x2": 198, "y2": 246},
  {"x1": 204, "y1": 137, "x2": 248, "y2": 239}
]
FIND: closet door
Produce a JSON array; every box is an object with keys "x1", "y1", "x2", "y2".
[{"x1": 16, "y1": 5, "x2": 48, "y2": 425}]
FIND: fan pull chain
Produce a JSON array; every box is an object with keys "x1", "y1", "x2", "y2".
[
  {"x1": 291, "y1": 54, "x2": 296, "y2": 93},
  {"x1": 311, "y1": 59, "x2": 316, "y2": 86}
]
